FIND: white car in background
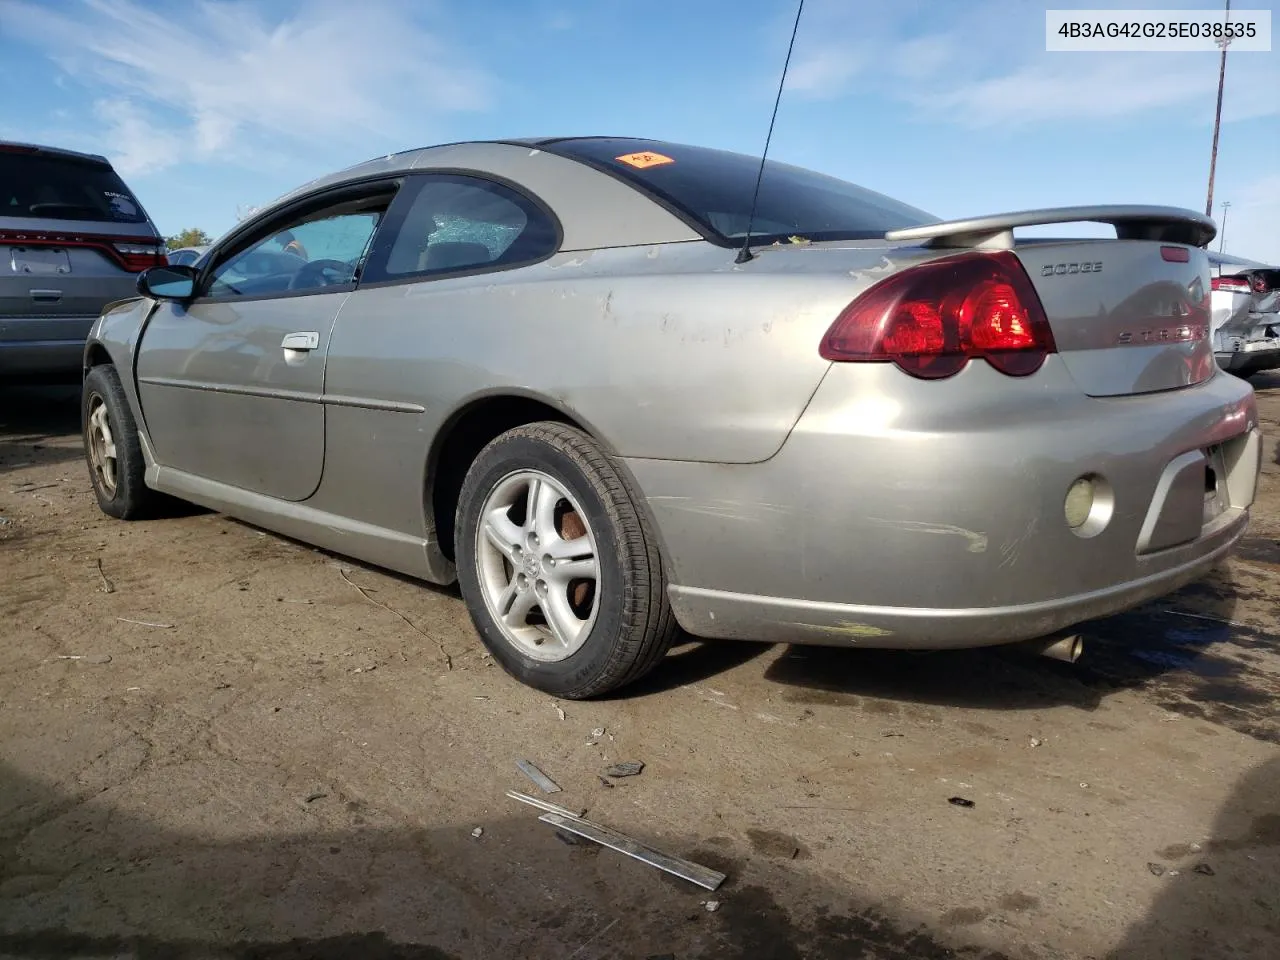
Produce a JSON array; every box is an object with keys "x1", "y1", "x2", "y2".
[
  {"x1": 1210, "y1": 252, "x2": 1280, "y2": 378},
  {"x1": 165, "y1": 245, "x2": 209, "y2": 267}
]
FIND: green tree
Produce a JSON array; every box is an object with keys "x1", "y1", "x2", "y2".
[{"x1": 164, "y1": 227, "x2": 213, "y2": 249}]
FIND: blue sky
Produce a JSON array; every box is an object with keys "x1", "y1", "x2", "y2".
[{"x1": 1, "y1": 0, "x2": 1276, "y2": 261}]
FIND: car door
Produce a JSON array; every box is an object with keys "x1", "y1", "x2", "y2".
[
  {"x1": 319, "y1": 173, "x2": 561, "y2": 535},
  {"x1": 135, "y1": 182, "x2": 399, "y2": 501}
]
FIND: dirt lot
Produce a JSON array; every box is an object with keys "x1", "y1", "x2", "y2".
[{"x1": 1, "y1": 374, "x2": 1278, "y2": 960}]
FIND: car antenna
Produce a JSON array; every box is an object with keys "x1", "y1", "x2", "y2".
[{"x1": 736, "y1": 0, "x2": 806, "y2": 265}]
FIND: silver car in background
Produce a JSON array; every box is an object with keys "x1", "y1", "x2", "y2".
[
  {"x1": 1, "y1": 141, "x2": 165, "y2": 380},
  {"x1": 165, "y1": 245, "x2": 210, "y2": 267},
  {"x1": 80, "y1": 137, "x2": 1263, "y2": 698},
  {"x1": 1210, "y1": 252, "x2": 1280, "y2": 377}
]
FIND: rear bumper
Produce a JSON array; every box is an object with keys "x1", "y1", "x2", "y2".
[
  {"x1": 666, "y1": 510, "x2": 1246, "y2": 648},
  {"x1": 0, "y1": 315, "x2": 96, "y2": 377},
  {"x1": 625, "y1": 358, "x2": 1262, "y2": 649},
  {"x1": 1216, "y1": 318, "x2": 1280, "y2": 374}
]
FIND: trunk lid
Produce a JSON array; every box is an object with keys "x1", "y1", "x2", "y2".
[
  {"x1": 1013, "y1": 240, "x2": 1214, "y2": 397},
  {"x1": 884, "y1": 206, "x2": 1218, "y2": 398}
]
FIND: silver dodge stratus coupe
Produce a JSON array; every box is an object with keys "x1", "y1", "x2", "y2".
[{"x1": 81, "y1": 137, "x2": 1263, "y2": 698}]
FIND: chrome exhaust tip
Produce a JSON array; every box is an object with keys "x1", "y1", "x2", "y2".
[{"x1": 1020, "y1": 633, "x2": 1084, "y2": 663}]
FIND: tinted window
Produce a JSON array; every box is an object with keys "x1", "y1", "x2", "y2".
[
  {"x1": 364, "y1": 174, "x2": 558, "y2": 283},
  {"x1": 0, "y1": 151, "x2": 147, "y2": 223},
  {"x1": 547, "y1": 137, "x2": 936, "y2": 244},
  {"x1": 206, "y1": 199, "x2": 389, "y2": 299}
]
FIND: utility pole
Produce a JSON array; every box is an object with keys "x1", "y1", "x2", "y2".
[
  {"x1": 1205, "y1": 0, "x2": 1232, "y2": 216},
  {"x1": 1219, "y1": 201, "x2": 1231, "y2": 252}
]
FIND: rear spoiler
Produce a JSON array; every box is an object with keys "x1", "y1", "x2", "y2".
[{"x1": 884, "y1": 205, "x2": 1216, "y2": 251}]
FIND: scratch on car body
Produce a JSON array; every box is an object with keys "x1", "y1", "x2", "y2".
[
  {"x1": 999, "y1": 516, "x2": 1039, "y2": 570},
  {"x1": 781, "y1": 620, "x2": 894, "y2": 640},
  {"x1": 648, "y1": 496, "x2": 792, "y2": 522},
  {"x1": 869, "y1": 518, "x2": 989, "y2": 553}
]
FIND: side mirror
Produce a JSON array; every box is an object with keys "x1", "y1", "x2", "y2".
[{"x1": 138, "y1": 264, "x2": 197, "y2": 301}]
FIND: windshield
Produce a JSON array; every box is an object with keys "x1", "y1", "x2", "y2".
[
  {"x1": 0, "y1": 150, "x2": 148, "y2": 224},
  {"x1": 547, "y1": 137, "x2": 937, "y2": 244}
]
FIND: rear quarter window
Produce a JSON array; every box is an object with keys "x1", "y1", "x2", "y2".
[
  {"x1": 362, "y1": 174, "x2": 560, "y2": 283},
  {"x1": 0, "y1": 152, "x2": 147, "y2": 224}
]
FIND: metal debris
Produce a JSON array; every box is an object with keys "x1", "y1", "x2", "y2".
[
  {"x1": 554, "y1": 705, "x2": 566, "y2": 721},
  {"x1": 304, "y1": 792, "x2": 327, "y2": 803},
  {"x1": 591, "y1": 727, "x2": 606, "y2": 738},
  {"x1": 948, "y1": 796, "x2": 975, "y2": 808},
  {"x1": 1147, "y1": 862, "x2": 1166, "y2": 876},
  {"x1": 516, "y1": 759, "x2": 562, "y2": 794},
  {"x1": 56, "y1": 654, "x2": 112, "y2": 665},
  {"x1": 532, "y1": 809, "x2": 726, "y2": 891},
  {"x1": 95, "y1": 558, "x2": 114, "y2": 593},
  {"x1": 116, "y1": 618, "x2": 173, "y2": 628},
  {"x1": 471, "y1": 827, "x2": 483, "y2": 839},
  {"x1": 1194, "y1": 863, "x2": 1215, "y2": 876},
  {"x1": 704, "y1": 900, "x2": 721, "y2": 913},
  {"x1": 506, "y1": 790, "x2": 586, "y2": 819},
  {"x1": 605, "y1": 761, "x2": 645, "y2": 778},
  {"x1": 1029, "y1": 737, "x2": 1043, "y2": 748},
  {"x1": 597, "y1": 776, "x2": 615, "y2": 789}
]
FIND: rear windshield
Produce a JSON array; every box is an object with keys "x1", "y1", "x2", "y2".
[
  {"x1": 547, "y1": 137, "x2": 936, "y2": 244},
  {"x1": 0, "y1": 151, "x2": 147, "y2": 224}
]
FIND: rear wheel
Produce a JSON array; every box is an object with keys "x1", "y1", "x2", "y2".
[
  {"x1": 455, "y1": 422, "x2": 678, "y2": 698},
  {"x1": 82, "y1": 364, "x2": 157, "y2": 520}
]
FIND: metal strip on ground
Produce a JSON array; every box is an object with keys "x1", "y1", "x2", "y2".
[
  {"x1": 515, "y1": 759, "x2": 562, "y2": 794},
  {"x1": 537, "y1": 811, "x2": 726, "y2": 892},
  {"x1": 506, "y1": 790, "x2": 584, "y2": 819}
]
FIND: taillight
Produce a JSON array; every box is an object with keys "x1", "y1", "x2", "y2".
[
  {"x1": 1211, "y1": 276, "x2": 1251, "y2": 294},
  {"x1": 113, "y1": 242, "x2": 167, "y2": 272},
  {"x1": 819, "y1": 251, "x2": 1056, "y2": 379},
  {"x1": 0, "y1": 229, "x2": 163, "y2": 273}
]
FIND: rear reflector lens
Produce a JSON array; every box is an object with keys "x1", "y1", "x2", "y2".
[
  {"x1": 1160, "y1": 246, "x2": 1191, "y2": 263},
  {"x1": 820, "y1": 251, "x2": 1056, "y2": 379},
  {"x1": 1212, "y1": 276, "x2": 1251, "y2": 294}
]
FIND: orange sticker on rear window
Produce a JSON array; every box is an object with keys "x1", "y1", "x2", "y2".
[{"x1": 615, "y1": 151, "x2": 675, "y2": 169}]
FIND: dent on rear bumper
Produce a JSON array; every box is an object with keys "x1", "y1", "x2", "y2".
[{"x1": 627, "y1": 358, "x2": 1260, "y2": 649}]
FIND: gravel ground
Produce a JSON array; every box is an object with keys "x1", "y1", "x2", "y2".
[{"x1": 1, "y1": 372, "x2": 1277, "y2": 960}]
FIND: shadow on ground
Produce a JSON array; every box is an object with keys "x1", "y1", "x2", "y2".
[
  {"x1": 0, "y1": 386, "x2": 83, "y2": 476},
  {"x1": 1, "y1": 754, "x2": 1275, "y2": 959},
  {"x1": 1106, "y1": 756, "x2": 1280, "y2": 959},
  {"x1": 751, "y1": 559, "x2": 1280, "y2": 747},
  {"x1": 0, "y1": 761, "x2": 1013, "y2": 960}
]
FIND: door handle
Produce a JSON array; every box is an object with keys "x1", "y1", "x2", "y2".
[
  {"x1": 281, "y1": 331, "x2": 320, "y2": 351},
  {"x1": 30, "y1": 289, "x2": 62, "y2": 303}
]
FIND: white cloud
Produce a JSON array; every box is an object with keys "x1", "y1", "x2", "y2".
[
  {"x1": 1, "y1": 0, "x2": 495, "y2": 176},
  {"x1": 778, "y1": 0, "x2": 1279, "y2": 128},
  {"x1": 1216, "y1": 174, "x2": 1280, "y2": 265},
  {"x1": 786, "y1": 44, "x2": 867, "y2": 97},
  {"x1": 93, "y1": 99, "x2": 183, "y2": 176}
]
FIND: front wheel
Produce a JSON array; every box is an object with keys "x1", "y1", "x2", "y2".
[
  {"x1": 455, "y1": 422, "x2": 678, "y2": 698},
  {"x1": 82, "y1": 364, "x2": 158, "y2": 520}
]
